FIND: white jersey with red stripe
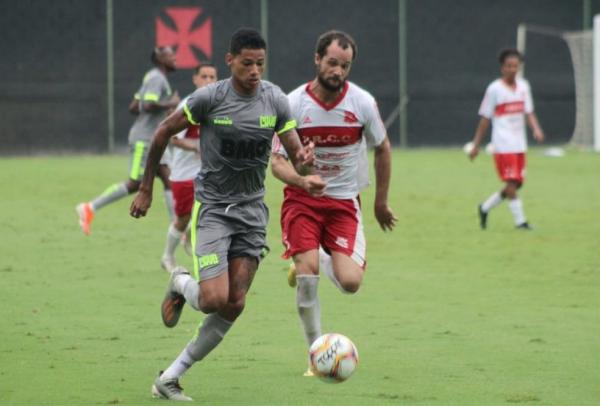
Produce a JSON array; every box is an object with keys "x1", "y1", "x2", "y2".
[
  {"x1": 273, "y1": 81, "x2": 386, "y2": 199},
  {"x1": 478, "y1": 77, "x2": 534, "y2": 153},
  {"x1": 170, "y1": 97, "x2": 202, "y2": 182}
]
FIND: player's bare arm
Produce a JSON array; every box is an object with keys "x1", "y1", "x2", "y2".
[
  {"x1": 271, "y1": 152, "x2": 326, "y2": 197},
  {"x1": 373, "y1": 137, "x2": 397, "y2": 231},
  {"x1": 526, "y1": 113, "x2": 545, "y2": 143},
  {"x1": 469, "y1": 117, "x2": 490, "y2": 160},
  {"x1": 128, "y1": 97, "x2": 140, "y2": 115},
  {"x1": 130, "y1": 110, "x2": 189, "y2": 218}
]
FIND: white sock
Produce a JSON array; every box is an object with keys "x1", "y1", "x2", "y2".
[
  {"x1": 508, "y1": 198, "x2": 526, "y2": 225},
  {"x1": 163, "y1": 223, "x2": 182, "y2": 259},
  {"x1": 319, "y1": 247, "x2": 345, "y2": 292},
  {"x1": 173, "y1": 273, "x2": 202, "y2": 311},
  {"x1": 164, "y1": 190, "x2": 175, "y2": 221},
  {"x1": 481, "y1": 191, "x2": 503, "y2": 213},
  {"x1": 296, "y1": 275, "x2": 321, "y2": 347},
  {"x1": 161, "y1": 314, "x2": 233, "y2": 380}
]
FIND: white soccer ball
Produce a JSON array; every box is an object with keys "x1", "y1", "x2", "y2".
[
  {"x1": 309, "y1": 333, "x2": 359, "y2": 383},
  {"x1": 463, "y1": 141, "x2": 474, "y2": 155}
]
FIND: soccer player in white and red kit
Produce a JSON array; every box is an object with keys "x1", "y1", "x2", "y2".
[
  {"x1": 160, "y1": 63, "x2": 217, "y2": 272},
  {"x1": 469, "y1": 48, "x2": 544, "y2": 230},
  {"x1": 271, "y1": 30, "x2": 396, "y2": 375}
]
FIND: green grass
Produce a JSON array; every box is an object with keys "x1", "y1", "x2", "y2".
[{"x1": 1, "y1": 148, "x2": 599, "y2": 405}]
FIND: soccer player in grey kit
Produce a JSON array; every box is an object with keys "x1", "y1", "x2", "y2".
[
  {"x1": 77, "y1": 47, "x2": 180, "y2": 235},
  {"x1": 130, "y1": 28, "x2": 324, "y2": 401}
]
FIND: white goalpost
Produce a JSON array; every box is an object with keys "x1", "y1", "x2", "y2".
[{"x1": 516, "y1": 17, "x2": 600, "y2": 152}]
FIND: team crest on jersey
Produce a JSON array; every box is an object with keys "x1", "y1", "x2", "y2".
[
  {"x1": 343, "y1": 111, "x2": 358, "y2": 123},
  {"x1": 303, "y1": 116, "x2": 312, "y2": 124},
  {"x1": 259, "y1": 115, "x2": 276, "y2": 129}
]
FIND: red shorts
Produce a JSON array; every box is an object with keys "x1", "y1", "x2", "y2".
[
  {"x1": 171, "y1": 180, "x2": 195, "y2": 217},
  {"x1": 280, "y1": 186, "x2": 366, "y2": 266},
  {"x1": 494, "y1": 153, "x2": 526, "y2": 184}
]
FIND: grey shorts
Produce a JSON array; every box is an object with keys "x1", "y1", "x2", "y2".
[
  {"x1": 128, "y1": 141, "x2": 172, "y2": 181},
  {"x1": 190, "y1": 200, "x2": 269, "y2": 281}
]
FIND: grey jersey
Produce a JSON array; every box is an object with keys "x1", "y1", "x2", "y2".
[
  {"x1": 184, "y1": 78, "x2": 296, "y2": 204},
  {"x1": 128, "y1": 68, "x2": 173, "y2": 143}
]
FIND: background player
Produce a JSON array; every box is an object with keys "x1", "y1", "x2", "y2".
[
  {"x1": 270, "y1": 30, "x2": 396, "y2": 375},
  {"x1": 468, "y1": 48, "x2": 544, "y2": 230},
  {"x1": 129, "y1": 28, "x2": 320, "y2": 401},
  {"x1": 76, "y1": 47, "x2": 180, "y2": 235},
  {"x1": 161, "y1": 62, "x2": 218, "y2": 272}
]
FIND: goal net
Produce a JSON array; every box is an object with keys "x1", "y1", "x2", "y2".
[{"x1": 517, "y1": 17, "x2": 600, "y2": 151}]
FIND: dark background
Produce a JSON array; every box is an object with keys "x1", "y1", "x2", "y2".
[{"x1": 1, "y1": 0, "x2": 598, "y2": 154}]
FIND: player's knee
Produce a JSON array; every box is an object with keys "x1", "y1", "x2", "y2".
[
  {"x1": 199, "y1": 291, "x2": 229, "y2": 313},
  {"x1": 339, "y1": 279, "x2": 361, "y2": 294}
]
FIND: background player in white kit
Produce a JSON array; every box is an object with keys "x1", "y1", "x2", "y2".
[
  {"x1": 468, "y1": 48, "x2": 544, "y2": 230},
  {"x1": 270, "y1": 30, "x2": 396, "y2": 375},
  {"x1": 161, "y1": 63, "x2": 218, "y2": 272}
]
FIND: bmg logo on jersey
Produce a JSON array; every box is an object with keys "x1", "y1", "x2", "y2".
[
  {"x1": 221, "y1": 139, "x2": 270, "y2": 159},
  {"x1": 259, "y1": 115, "x2": 276, "y2": 129}
]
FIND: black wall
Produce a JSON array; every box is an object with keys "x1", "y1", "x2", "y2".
[{"x1": 1, "y1": 0, "x2": 597, "y2": 154}]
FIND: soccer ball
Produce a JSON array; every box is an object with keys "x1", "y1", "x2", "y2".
[
  {"x1": 308, "y1": 333, "x2": 359, "y2": 383},
  {"x1": 463, "y1": 141, "x2": 474, "y2": 155}
]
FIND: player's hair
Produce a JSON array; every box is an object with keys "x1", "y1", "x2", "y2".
[
  {"x1": 315, "y1": 30, "x2": 357, "y2": 61},
  {"x1": 229, "y1": 28, "x2": 266, "y2": 55},
  {"x1": 194, "y1": 62, "x2": 217, "y2": 74},
  {"x1": 498, "y1": 48, "x2": 523, "y2": 64}
]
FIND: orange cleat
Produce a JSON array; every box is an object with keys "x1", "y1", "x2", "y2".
[{"x1": 76, "y1": 203, "x2": 95, "y2": 235}]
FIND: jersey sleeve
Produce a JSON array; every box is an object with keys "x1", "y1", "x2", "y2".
[
  {"x1": 273, "y1": 89, "x2": 297, "y2": 136},
  {"x1": 140, "y1": 75, "x2": 167, "y2": 103},
  {"x1": 361, "y1": 94, "x2": 387, "y2": 147},
  {"x1": 478, "y1": 84, "x2": 496, "y2": 119},
  {"x1": 183, "y1": 87, "x2": 211, "y2": 125}
]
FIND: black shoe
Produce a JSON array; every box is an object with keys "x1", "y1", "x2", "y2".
[
  {"x1": 478, "y1": 205, "x2": 488, "y2": 230},
  {"x1": 516, "y1": 222, "x2": 533, "y2": 230}
]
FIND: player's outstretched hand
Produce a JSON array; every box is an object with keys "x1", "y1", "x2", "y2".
[
  {"x1": 533, "y1": 129, "x2": 545, "y2": 143},
  {"x1": 468, "y1": 146, "x2": 479, "y2": 161},
  {"x1": 297, "y1": 141, "x2": 316, "y2": 167},
  {"x1": 374, "y1": 203, "x2": 397, "y2": 232},
  {"x1": 130, "y1": 189, "x2": 152, "y2": 218},
  {"x1": 301, "y1": 174, "x2": 326, "y2": 197}
]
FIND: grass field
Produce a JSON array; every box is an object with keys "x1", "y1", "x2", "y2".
[{"x1": 1, "y1": 148, "x2": 599, "y2": 405}]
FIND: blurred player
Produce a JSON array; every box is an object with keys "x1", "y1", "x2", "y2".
[
  {"x1": 129, "y1": 28, "x2": 319, "y2": 401},
  {"x1": 270, "y1": 30, "x2": 396, "y2": 375},
  {"x1": 160, "y1": 62, "x2": 218, "y2": 272},
  {"x1": 468, "y1": 48, "x2": 544, "y2": 230},
  {"x1": 76, "y1": 47, "x2": 180, "y2": 235}
]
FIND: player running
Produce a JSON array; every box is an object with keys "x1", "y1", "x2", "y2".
[
  {"x1": 468, "y1": 48, "x2": 544, "y2": 230},
  {"x1": 129, "y1": 28, "x2": 321, "y2": 401},
  {"x1": 270, "y1": 30, "x2": 396, "y2": 376},
  {"x1": 160, "y1": 62, "x2": 218, "y2": 272},
  {"x1": 77, "y1": 47, "x2": 180, "y2": 235}
]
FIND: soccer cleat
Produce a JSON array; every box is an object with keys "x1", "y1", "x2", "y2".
[
  {"x1": 151, "y1": 372, "x2": 192, "y2": 401},
  {"x1": 160, "y1": 255, "x2": 177, "y2": 273},
  {"x1": 516, "y1": 222, "x2": 533, "y2": 230},
  {"x1": 287, "y1": 262, "x2": 297, "y2": 288},
  {"x1": 478, "y1": 204, "x2": 488, "y2": 230},
  {"x1": 161, "y1": 266, "x2": 189, "y2": 328},
  {"x1": 76, "y1": 203, "x2": 95, "y2": 235}
]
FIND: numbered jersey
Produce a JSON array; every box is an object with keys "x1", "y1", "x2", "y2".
[{"x1": 274, "y1": 81, "x2": 386, "y2": 199}]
